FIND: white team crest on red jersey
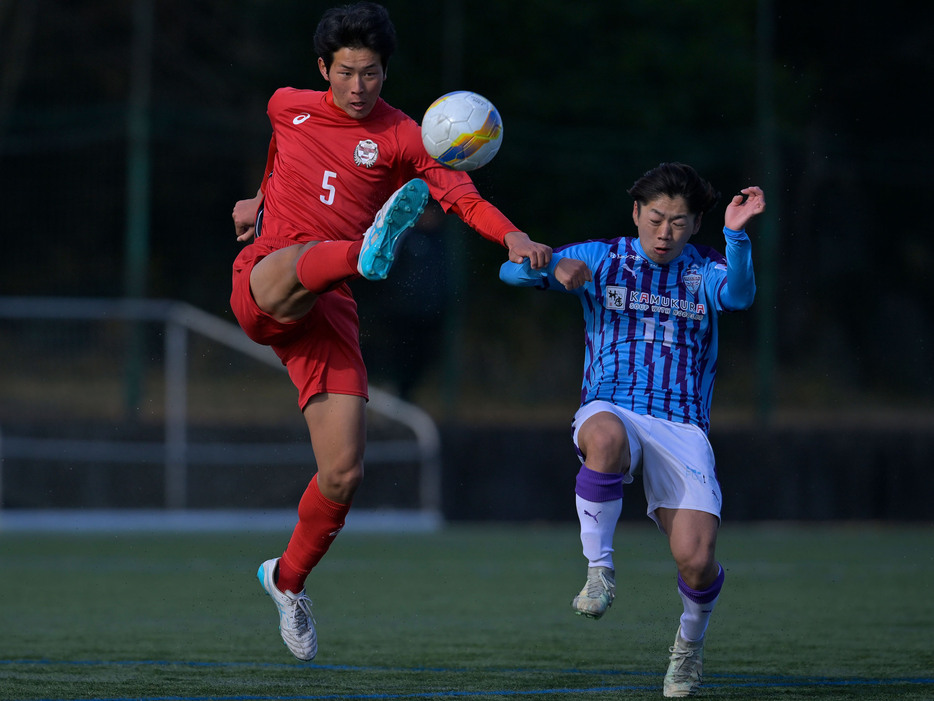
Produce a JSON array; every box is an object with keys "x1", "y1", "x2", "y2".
[
  {"x1": 682, "y1": 266, "x2": 702, "y2": 295},
  {"x1": 354, "y1": 139, "x2": 379, "y2": 167}
]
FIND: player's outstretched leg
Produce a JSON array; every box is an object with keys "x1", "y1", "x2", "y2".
[
  {"x1": 257, "y1": 558, "x2": 318, "y2": 661},
  {"x1": 663, "y1": 625, "x2": 704, "y2": 697},
  {"x1": 357, "y1": 178, "x2": 430, "y2": 280},
  {"x1": 571, "y1": 565, "x2": 616, "y2": 619}
]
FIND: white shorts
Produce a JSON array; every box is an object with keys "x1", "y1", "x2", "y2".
[{"x1": 572, "y1": 400, "x2": 722, "y2": 527}]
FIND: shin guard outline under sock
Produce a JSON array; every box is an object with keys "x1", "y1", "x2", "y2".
[
  {"x1": 277, "y1": 473, "x2": 351, "y2": 594},
  {"x1": 575, "y1": 465, "x2": 624, "y2": 569},
  {"x1": 295, "y1": 240, "x2": 363, "y2": 294},
  {"x1": 677, "y1": 563, "x2": 724, "y2": 642}
]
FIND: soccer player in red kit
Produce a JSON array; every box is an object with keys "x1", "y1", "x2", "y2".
[{"x1": 230, "y1": 2, "x2": 551, "y2": 661}]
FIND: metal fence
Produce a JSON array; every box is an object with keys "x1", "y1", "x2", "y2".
[{"x1": 0, "y1": 297, "x2": 442, "y2": 525}]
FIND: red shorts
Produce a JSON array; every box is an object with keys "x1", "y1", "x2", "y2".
[{"x1": 230, "y1": 236, "x2": 368, "y2": 409}]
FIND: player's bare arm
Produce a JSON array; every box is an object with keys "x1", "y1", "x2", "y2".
[
  {"x1": 554, "y1": 257, "x2": 593, "y2": 291},
  {"x1": 724, "y1": 186, "x2": 766, "y2": 232},
  {"x1": 504, "y1": 230, "x2": 552, "y2": 269},
  {"x1": 233, "y1": 189, "x2": 264, "y2": 242}
]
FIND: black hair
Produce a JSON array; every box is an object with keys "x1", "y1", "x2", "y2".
[
  {"x1": 627, "y1": 162, "x2": 721, "y2": 215},
  {"x1": 313, "y1": 2, "x2": 397, "y2": 72}
]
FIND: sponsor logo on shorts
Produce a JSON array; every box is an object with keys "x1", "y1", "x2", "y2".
[{"x1": 685, "y1": 465, "x2": 706, "y2": 485}]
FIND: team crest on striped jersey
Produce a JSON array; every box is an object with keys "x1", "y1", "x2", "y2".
[
  {"x1": 353, "y1": 139, "x2": 379, "y2": 167},
  {"x1": 682, "y1": 266, "x2": 702, "y2": 295}
]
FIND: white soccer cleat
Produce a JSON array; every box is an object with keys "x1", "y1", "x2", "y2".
[
  {"x1": 257, "y1": 558, "x2": 317, "y2": 661},
  {"x1": 357, "y1": 178, "x2": 430, "y2": 280},
  {"x1": 663, "y1": 625, "x2": 704, "y2": 697},
  {"x1": 571, "y1": 566, "x2": 616, "y2": 619}
]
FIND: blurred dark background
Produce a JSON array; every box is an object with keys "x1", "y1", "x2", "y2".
[{"x1": 1, "y1": 0, "x2": 932, "y2": 520}]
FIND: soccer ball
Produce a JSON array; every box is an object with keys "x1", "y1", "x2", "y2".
[{"x1": 420, "y1": 91, "x2": 503, "y2": 171}]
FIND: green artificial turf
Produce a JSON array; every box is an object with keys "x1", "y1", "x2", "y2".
[{"x1": 0, "y1": 522, "x2": 932, "y2": 700}]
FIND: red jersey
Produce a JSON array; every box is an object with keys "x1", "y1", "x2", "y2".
[{"x1": 258, "y1": 87, "x2": 514, "y2": 245}]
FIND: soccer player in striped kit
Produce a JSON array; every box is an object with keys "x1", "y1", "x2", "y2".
[{"x1": 500, "y1": 163, "x2": 765, "y2": 697}]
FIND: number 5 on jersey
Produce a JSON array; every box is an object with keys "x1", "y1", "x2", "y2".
[{"x1": 320, "y1": 171, "x2": 337, "y2": 205}]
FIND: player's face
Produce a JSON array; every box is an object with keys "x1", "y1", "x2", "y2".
[
  {"x1": 632, "y1": 195, "x2": 701, "y2": 264},
  {"x1": 318, "y1": 47, "x2": 385, "y2": 120}
]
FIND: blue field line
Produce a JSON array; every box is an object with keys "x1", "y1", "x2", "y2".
[
  {"x1": 2, "y1": 657, "x2": 933, "y2": 700},
  {"x1": 11, "y1": 680, "x2": 934, "y2": 701},
  {"x1": 3, "y1": 659, "x2": 934, "y2": 682},
  {"x1": 3, "y1": 690, "x2": 664, "y2": 701}
]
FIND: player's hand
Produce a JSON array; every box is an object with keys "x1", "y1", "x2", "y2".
[
  {"x1": 504, "y1": 231, "x2": 552, "y2": 270},
  {"x1": 724, "y1": 186, "x2": 766, "y2": 232},
  {"x1": 233, "y1": 191, "x2": 263, "y2": 243},
  {"x1": 554, "y1": 257, "x2": 592, "y2": 291}
]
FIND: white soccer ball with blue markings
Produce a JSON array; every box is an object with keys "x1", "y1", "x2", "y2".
[{"x1": 420, "y1": 91, "x2": 503, "y2": 171}]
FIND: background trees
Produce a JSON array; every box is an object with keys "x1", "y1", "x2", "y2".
[{"x1": 2, "y1": 0, "x2": 931, "y2": 422}]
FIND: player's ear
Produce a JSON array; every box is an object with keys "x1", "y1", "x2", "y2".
[
  {"x1": 632, "y1": 201, "x2": 640, "y2": 227},
  {"x1": 317, "y1": 57, "x2": 329, "y2": 82},
  {"x1": 692, "y1": 211, "x2": 703, "y2": 236}
]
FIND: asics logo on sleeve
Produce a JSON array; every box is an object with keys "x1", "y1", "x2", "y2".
[{"x1": 293, "y1": 113, "x2": 311, "y2": 125}]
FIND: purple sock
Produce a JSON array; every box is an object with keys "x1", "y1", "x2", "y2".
[
  {"x1": 575, "y1": 465, "x2": 623, "y2": 502},
  {"x1": 678, "y1": 564, "x2": 725, "y2": 604}
]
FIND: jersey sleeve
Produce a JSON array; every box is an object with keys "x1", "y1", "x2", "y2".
[
  {"x1": 500, "y1": 258, "x2": 550, "y2": 287},
  {"x1": 258, "y1": 132, "x2": 277, "y2": 195},
  {"x1": 500, "y1": 244, "x2": 596, "y2": 293},
  {"x1": 448, "y1": 191, "x2": 517, "y2": 246},
  {"x1": 394, "y1": 116, "x2": 515, "y2": 246},
  {"x1": 718, "y1": 228, "x2": 756, "y2": 310},
  {"x1": 259, "y1": 87, "x2": 296, "y2": 195}
]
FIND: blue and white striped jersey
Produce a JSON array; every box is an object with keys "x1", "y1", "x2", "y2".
[{"x1": 500, "y1": 232, "x2": 755, "y2": 433}]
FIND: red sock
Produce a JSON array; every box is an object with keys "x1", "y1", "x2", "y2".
[
  {"x1": 276, "y1": 474, "x2": 351, "y2": 594},
  {"x1": 295, "y1": 240, "x2": 363, "y2": 294}
]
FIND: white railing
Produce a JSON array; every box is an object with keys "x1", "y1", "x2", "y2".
[{"x1": 0, "y1": 297, "x2": 441, "y2": 522}]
